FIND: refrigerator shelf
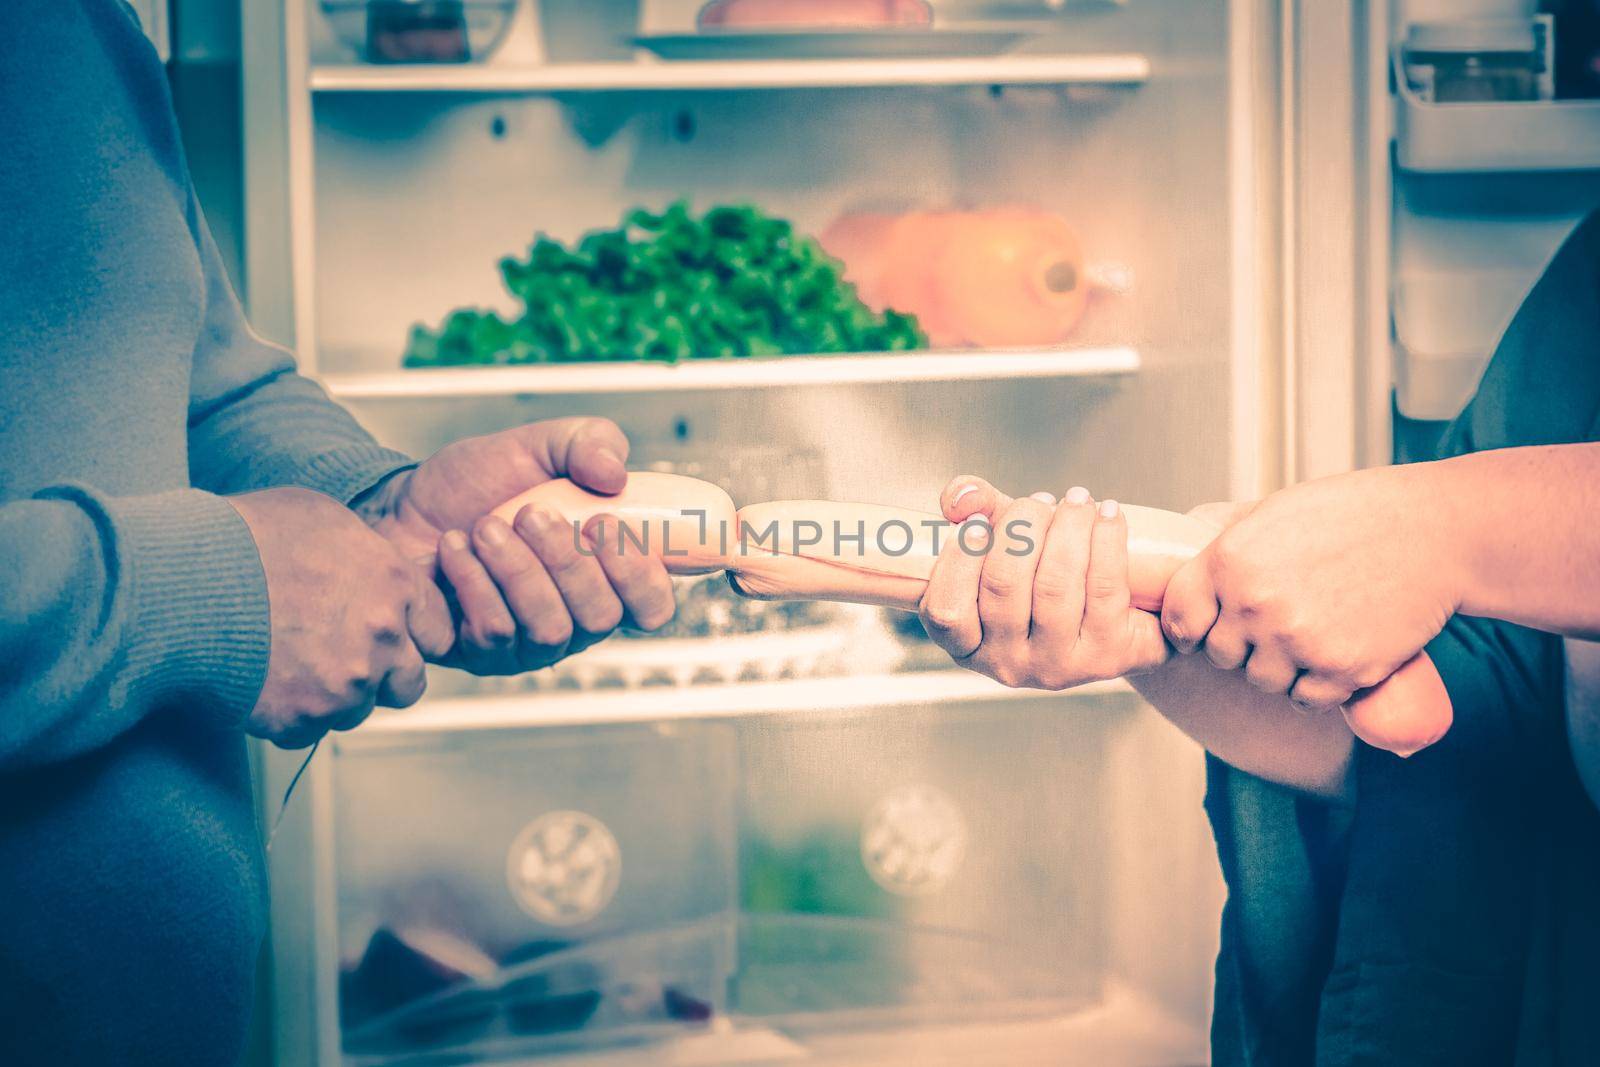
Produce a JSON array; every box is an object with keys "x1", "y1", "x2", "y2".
[
  {"x1": 1394, "y1": 51, "x2": 1600, "y2": 173},
  {"x1": 308, "y1": 53, "x2": 1150, "y2": 94},
  {"x1": 347, "y1": 672, "x2": 1139, "y2": 736},
  {"x1": 320, "y1": 346, "x2": 1140, "y2": 398}
]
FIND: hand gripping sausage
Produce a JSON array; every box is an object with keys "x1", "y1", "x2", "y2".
[{"x1": 493, "y1": 474, "x2": 1452, "y2": 757}]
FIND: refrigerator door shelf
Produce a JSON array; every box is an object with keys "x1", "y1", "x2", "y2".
[
  {"x1": 1391, "y1": 270, "x2": 1530, "y2": 420},
  {"x1": 1394, "y1": 45, "x2": 1600, "y2": 173}
]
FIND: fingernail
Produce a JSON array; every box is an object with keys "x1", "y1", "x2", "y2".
[
  {"x1": 1065, "y1": 486, "x2": 1091, "y2": 506},
  {"x1": 597, "y1": 447, "x2": 625, "y2": 471},
  {"x1": 951, "y1": 483, "x2": 978, "y2": 505},
  {"x1": 1098, "y1": 499, "x2": 1120, "y2": 519},
  {"x1": 442, "y1": 530, "x2": 468, "y2": 552},
  {"x1": 1030, "y1": 491, "x2": 1057, "y2": 505},
  {"x1": 478, "y1": 517, "x2": 511, "y2": 547},
  {"x1": 520, "y1": 506, "x2": 562, "y2": 531}
]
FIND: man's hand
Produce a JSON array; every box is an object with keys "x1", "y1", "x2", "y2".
[
  {"x1": 1160, "y1": 463, "x2": 1465, "y2": 709},
  {"x1": 918, "y1": 477, "x2": 1170, "y2": 690},
  {"x1": 230, "y1": 488, "x2": 454, "y2": 748},
  {"x1": 364, "y1": 417, "x2": 674, "y2": 675}
]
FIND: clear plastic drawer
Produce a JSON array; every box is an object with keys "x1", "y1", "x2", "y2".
[{"x1": 330, "y1": 721, "x2": 738, "y2": 1061}]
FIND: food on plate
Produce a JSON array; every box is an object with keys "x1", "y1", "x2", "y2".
[
  {"x1": 493, "y1": 474, "x2": 1454, "y2": 757},
  {"x1": 819, "y1": 207, "x2": 1094, "y2": 347},
  {"x1": 363, "y1": 0, "x2": 471, "y2": 63},
  {"x1": 696, "y1": 0, "x2": 933, "y2": 30},
  {"x1": 404, "y1": 202, "x2": 925, "y2": 367}
]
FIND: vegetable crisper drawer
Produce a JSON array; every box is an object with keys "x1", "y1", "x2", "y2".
[
  {"x1": 330, "y1": 722, "x2": 738, "y2": 1062},
  {"x1": 733, "y1": 702, "x2": 1112, "y2": 1028}
]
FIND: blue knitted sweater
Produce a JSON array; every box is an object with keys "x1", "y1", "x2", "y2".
[{"x1": 0, "y1": 2, "x2": 409, "y2": 1061}]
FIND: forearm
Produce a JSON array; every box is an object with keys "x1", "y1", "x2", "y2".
[
  {"x1": 1129, "y1": 653, "x2": 1355, "y2": 801},
  {"x1": 0, "y1": 488, "x2": 270, "y2": 771},
  {"x1": 1433, "y1": 443, "x2": 1600, "y2": 637}
]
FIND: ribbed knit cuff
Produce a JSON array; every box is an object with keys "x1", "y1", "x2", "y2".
[
  {"x1": 104, "y1": 489, "x2": 273, "y2": 728},
  {"x1": 291, "y1": 444, "x2": 416, "y2": 507}
]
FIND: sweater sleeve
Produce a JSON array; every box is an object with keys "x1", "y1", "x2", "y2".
[
  {"x1": 183, "y1": 194, "x2": 413, "y2": 505},
  {"x1": 0, "y1": 487, "x2": 271, "y2": 772}
]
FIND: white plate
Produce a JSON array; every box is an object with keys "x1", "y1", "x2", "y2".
[{"x1": 632, "y1": 25, "x2": 1030, "y2": 62}]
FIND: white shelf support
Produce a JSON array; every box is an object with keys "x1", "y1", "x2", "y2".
[
  {"x1": 320, "y1": 346, "x2": 1141, "y2": 399},
  {"x1": 346, "y1": 673, "x2": 1139, "y2": 737},
  {"x1": 309, "y1": 53, "x2": 1151, "y2": 94}
]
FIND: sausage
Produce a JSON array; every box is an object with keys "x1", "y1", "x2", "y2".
[
  {"x1": 492, "y1": 475, "x2": 1453, "y2": 756},
  {"x1": 490, "y1": 472, "x2": 737, "y2": 576},
  {"x1": 728, "y1": 499, "x2": 1215, "y2": 613}
]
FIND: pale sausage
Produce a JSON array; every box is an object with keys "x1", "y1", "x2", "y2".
[
  {"x1": 492, "y1": 475, "x2": 1453, "y2": 757},
  {"x1": 490, "y1": 472, "x2": 737, "y2": 576},
  {"x1": 728, "y1": 498, "x2": 1215, "y2": 613}
]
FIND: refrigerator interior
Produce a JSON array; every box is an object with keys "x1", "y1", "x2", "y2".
[{"x1": 246, "y1": 0, "x2": 1246, "y2": 1062}]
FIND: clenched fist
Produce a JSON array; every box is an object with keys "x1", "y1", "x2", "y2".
[
  {"x1": 230, "y1": 488, "x2": 454, "y2": 747},
  {"x1": 1160, "y1": 464, "x2": 1461, "y2": 709}
]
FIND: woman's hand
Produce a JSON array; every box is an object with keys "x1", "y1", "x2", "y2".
[
  {"x1": 1160, "y1": 463, "x2": 1464, "y2": 709},
  {"x1": 919, "y1": 477, "x2": 1170, "y2": 690}
]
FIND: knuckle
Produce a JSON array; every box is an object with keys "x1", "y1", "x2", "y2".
[
  {"x1": 368, "y1": 609, "x2": 406, "y2": 641},
  {"x1": 921, "y1": 604, "x2": 967, "y2": 635},
  {"x1": 1352, "y1": 663, "x2": 1390, "y2": 691},
  {"x1": 1031, "y1": 572, "x2": 1076, "y2": 604},
  {"x1": 634, "y1": 598, "x2": 676, "y2": 632},
  {"x1": 986, "y1": 660, "x2": 1022, "y2": 689},
  {"x1": 391, "y1": 679, "x2": 426, "y2": 709},
  {"x1": 1032, "y1": 665, "x2": 1070, "y2": 691},
  {"x1": 583, "y1": 602, "x2": 625, "y2": 636},
  {"x1": 474, "y1": 615, "x2": 517, "y2": 647},
  {"x1": 1084, "y1": 574, "x2": 1123, "y2": 602},
  {"x1": 979, "y1": 570, "x2": 1019, "y2": 601},
  {"x1": 525, "y1": 615, "x2": 574, "y2": 649}
]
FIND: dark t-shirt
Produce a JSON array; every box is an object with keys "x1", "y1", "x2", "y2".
[{"x1": 1207, "y1": 209, "x2": 1600, "y2": 1066}]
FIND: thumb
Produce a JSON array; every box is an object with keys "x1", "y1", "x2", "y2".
[
  {"x1": 941, "y1": 476, "x2": 1015, "y2": 523},
  {"x1": 1123, "y1": 608, "x2": 1174, "y2": 674},
  {"x1": 524, "y1": 417, "x2": 630, "y2": 495},
  {"x1": 407, "y1": 570, "x2": 457, "y2": 661}
]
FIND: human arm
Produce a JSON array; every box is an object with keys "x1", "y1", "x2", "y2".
[
  {"x1": 0, "y1": 489, "x2": 270, "y2": 771},
  {"x1": 179, "y1": 173, "x2": 672, "y2": 673},
  {"x1": 1158, "y1": 442, "x2": 1600, "y2": 711},
  {"x1": 921, "y1": 479, "x2": 1356, "y2": 798}
]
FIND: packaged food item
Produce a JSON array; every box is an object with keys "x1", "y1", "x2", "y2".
[
  {"x1": 1401, "y1": 18, "x2": 1553, "y2": 103},
  {"x1": 319, "y1": 1, "x2": 518, "y2": 65},
  {"x1": 697, "y1": 0, "x2": 933, "y2": 31},
  {"x1": 820, "y1": 207, "x2": 1103, "y2": 348}
]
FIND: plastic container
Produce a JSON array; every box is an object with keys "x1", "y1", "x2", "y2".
[
  {"x1": 331, "y1": 721, "x2": 738, "y2": 1059},
  {"x1": 1392, "y1": 270, "x2": 1531, "y2": 419},
  {"x1": 732, "y1": 702, "x2": 1113, "y2": 1026},
  {"x1": 318, "y1": 0, "x2": 518, "y2": 63},
  {"x1": 1393, "y1": 17, "x2": 1600, "y2": 172},
  {"x1": 1401, "y1": 19, "x2": 1549, "y2": 102}
]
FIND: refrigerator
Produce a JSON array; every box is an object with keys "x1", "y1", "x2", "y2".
[{"x1": 231, "y1": 0, "x2": 1600, "y2": 1061}]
